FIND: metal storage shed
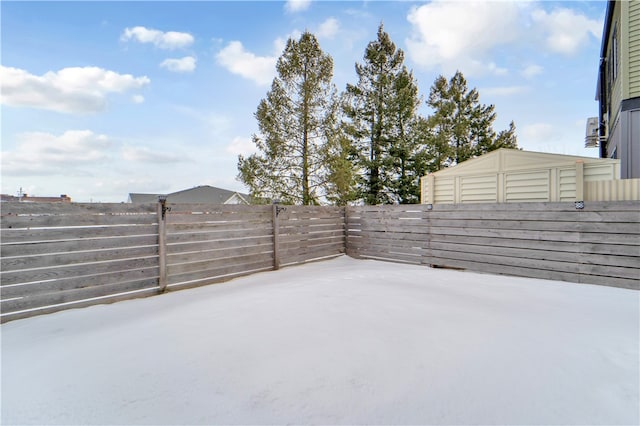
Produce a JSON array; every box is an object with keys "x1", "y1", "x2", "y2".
[{"x1": 420, "y1": 149, "x2": 625, "y2": 204}]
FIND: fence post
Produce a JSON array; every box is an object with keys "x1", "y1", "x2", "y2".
[
  {"x1": 423, "y1": 203, "x2": 432, "y2": 267},
  {"x1": 272, "y1": 203, "x2": 280, "y2": 270},
  {"x1": 157, "y1": 197, "x2": 168, "y2": 292},
  {"x1": 343, "y1": 205, "x2": 349, "y2": 256}
]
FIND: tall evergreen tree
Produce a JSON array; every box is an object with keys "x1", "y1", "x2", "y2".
[
  {"x1": 387, "y1": 67, "x2": 423, "y2": 203},
  {"x1": 476, "y1": 120, "x2": 518, "y2": 155},
  {"x1": 426, "y1": 71, "x2": 518, "y2": 168},
  {"x1": 343, "y1": 24, "x2": 422, "y2": 204},
  {"x1": 238, "y1": 32, "x2": 338, "y2": 205},
  {"x1": 323, "y1": 127, "x2": 358, "y2": 206}
]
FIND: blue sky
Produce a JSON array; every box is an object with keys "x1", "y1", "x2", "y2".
[{"x1": 1, "y1": 0, "x2": 606, "y2": 202}]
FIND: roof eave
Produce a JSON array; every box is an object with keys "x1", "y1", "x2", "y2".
[
  {"x1": 596, "y1": 1, "x2": 615, "y2": 101},
  {"x1": 600, "y1": 0, "x2": 616, "y2": 58}
]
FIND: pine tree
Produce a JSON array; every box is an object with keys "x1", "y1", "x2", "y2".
[
  {"x1": 343, "y1": 24, "x2": 422, "y2": 204},
  {"x1": 387, "y1": 67, "x2": 423, "y2": 203},
  {"x1": 476, "y1": 120, "x2": 518, "y2": 155},
  {"x1": 238, "y1": 32, "x2": 338, "y2": 205},
  {"x1": 426, "y1": 71, "x2": 518, "y2": 168},
  {"x1": 323, "y1": 128, "x2": 358, "y2": 206}
]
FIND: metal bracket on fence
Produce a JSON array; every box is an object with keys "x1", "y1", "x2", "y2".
[
  {"x1": 272, "y1": 199, "x2": 286, "y2": 217},
  {"x1": 575, "y1": 201, "x2": 584, "y2": 210},
  {"x1": 159, "y1": 196, "x2": 172, "y2": 219}
]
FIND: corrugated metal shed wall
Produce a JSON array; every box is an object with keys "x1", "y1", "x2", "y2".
[{"x1": 585, "y1": 178, "x2": 640, "y2": 201}]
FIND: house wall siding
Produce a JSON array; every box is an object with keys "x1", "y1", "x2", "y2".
[
  {"x1": 607, "y1": 108, "x2": 622, "y2": 161},
  {"x1": 629, "y1": 0, "x2": 640, "y2": 97},
  {"x1": 608, "y1": 2, "x2": 623, "y2": 126}
]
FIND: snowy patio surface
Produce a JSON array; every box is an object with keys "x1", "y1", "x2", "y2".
[{"x1": 2, "y1": 256, "x2": 638, "y2": 425}]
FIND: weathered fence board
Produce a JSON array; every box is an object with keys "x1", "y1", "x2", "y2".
[
  {"x1": 166, "y1": 235, "x2": 274, "y2": 254},
  {"x1": 1, "y1": 245, "x2": 158, "y2": 272},
  {"x1": 1, "y1": 202, "x2": 157, "y2": 215},
  {"x1": 166, "y1": 226, "x2": 272, "y2": 244},
  {"x1": 1, "y1": 270, "x2": 159, "y2": 299},
  {"x1": 167, "y1": 258, "x2": 274, "y2": 288},
  {"x1": 167, "y1": 250, "x2": 274, "y2": 276},
  {"x1": 430, "y1": 241, "x2": 639, "y2": 269},
  {"x1": 0, "y1": 224, "x2": 158, "y2": 244},
  {"x1": 1, "y1": 234, "x2": 158, "y2": 258},
  {"x1": 167, "y1": 242, "x2": 273, "y2": 265},
  {"x1": 429, "y1": 233, "x2": 635, "y2": 256},
  {"x1": 2, "y1": 286, "x2": 159, "y2": 322},
  {"x1": 0, "y1": 256, "x2": 159, "y2": 287},
  {"x1": 2, "y1": 213, "x2": 157, "y2": 228},
  {"x1": 1, "y1": 278, "x2": 159, "y2": 313}
]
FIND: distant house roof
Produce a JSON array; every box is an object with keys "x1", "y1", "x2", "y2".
[
  {"x1": 128, "y1": 185, "x2": 250, "y2": 204},
  {"x1": 0, "y1": 193, "x2": 72, "y2": 203},
  {"x1": 127, "y1": 193, "x2": 161, "y2": 203}
]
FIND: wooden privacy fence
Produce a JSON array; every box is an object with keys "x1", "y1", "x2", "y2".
[
  {"x1": 162, "y1": 204, "x2": 345, "y2": 290},
  {"x1": 1, "y1": 201, "x2": 638, "y2": 322},
  {"x1": 347, "y1": 202, "x2": 640, "y2": 290},
  {"x1": 1, "y1": 203, "x2": 160, "y2": 323},
  {"x1": 0, "y1": 203, "x2": 345, "y2": 322}
]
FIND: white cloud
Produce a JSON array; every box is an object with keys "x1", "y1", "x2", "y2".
[
  {"x1": 132, "y1": 94, "x2": 145, "y2": 104},
  {"x1": 0, "y1": 65, "x2": 149, "y2": 113},
  {"x1": 1, "y1": 130, "x2": 112, "y2": 175},
  {"x1": 160, "y1": 56, "x2": 197, "y2": 73},
  {"x1": 285, "y1": 0, "x2": 311, "y2": 13},
  {"x1": 521, "y1": 123, "x2": 556, "y2": 141},
  {"x1": 226, "y1": 136, "x2": 257, "y2": 156},
  {"x1": 122, "y1": 146, "x2": 184, "y2": 163},
  {"x1": 522, "y1": 64, "x2": 544, "y2": 79},
  {"x1": 481, "y1": 86, "x2": 530, "y2": 97},
  {"x1": 317, "y1": 18, "x2": 339, "y2": 39},
  {"x1": 531, "y1": 8, "x2": 601, "y2": 55},
  {"x1": 487, "y1": 62, "x2": 509, "y2": 76},
  {"x1": 216, "y1": 41, "x2": 277, "y2": 86},
  {"x1": 405, "y1": 1, "x2": 521, "y2": 76},
  {"x1": 121, "y1": 26, "x2": 194, "y2": 50}
]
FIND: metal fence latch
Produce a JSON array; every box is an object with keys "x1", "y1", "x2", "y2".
[{"x1": 159, "y1": 196, "x2": 172, "y2": 219}]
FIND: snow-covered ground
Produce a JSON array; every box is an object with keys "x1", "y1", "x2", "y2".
[{"x1": 2, "y1": 256, "x2": 638, "y2": 425}]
